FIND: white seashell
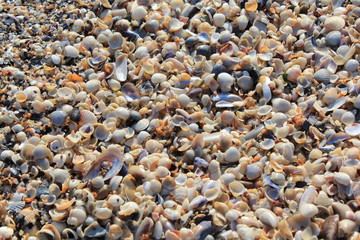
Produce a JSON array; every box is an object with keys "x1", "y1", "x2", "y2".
[
  {"x1": 324, "y1": 16, "x2": 345, "y2": 31},
  {"x1": 169, "y1": 18, "x2": 184, "y2": 32},
  {"x1": 108, "y1": 32, "x2": 123, "y2": 49},
  {"x1": 224, "y1": 147, "x2": 240, "y2": 162},
  {"x1": 255, "y1": 208, "x2": 279, "y2": 228},
  {"x1": 259, "y1": 139, "x2": 275, "y2": 150},
  {"x1": 115, "y1": 54, "x2": 127, "y2": 82},
  {"x1": 64, "y1": 45, "x2": 79, "y2": 58},
  {"x1": 299, "y1": 203, "x2": 318, "y2": 218},
  {"x1": 79, "y1": 110, "x2": 97, "y2": 126},
  {"x1": 272, "y1": 98, "x2": 291, "y2": 113},
  {"x1": 344, "y1": 59, "x2": 359, "y2": 72},
  {"x1": 314, "y1": 69, "x2": 332, "y2": 84},
  {"x1": 345, "y1": 123, "x2": 360, "y2": 136},
  {"x1": 131, "y1": 6, "x2": 147, "y2": 20},
  {"x1": 229, "y1": 181, "x2": 246, "y2": 197}
]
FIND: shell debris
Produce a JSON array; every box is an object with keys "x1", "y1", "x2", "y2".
[{"x1": 0, "y1": 0, "x2": 359, "y2": 239}]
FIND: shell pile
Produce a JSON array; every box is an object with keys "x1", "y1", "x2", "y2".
[{"x1": 1, "y1": 0, "x2": 360, "y2": 239}]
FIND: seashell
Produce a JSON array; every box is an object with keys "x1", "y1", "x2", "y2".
[
  {"x1": 33, "y1": 145, "x2": 52, "y2": 160},
  {"x1": 245, "y1": 0, "x2": 258, "y2": 12},
  {"x1": 121, "y1": 83, "x2": 140, "y2": 102},
  {"x1": 115, "y1": 54, "x2": 127, "y2": 82},
  {"x1": 224, "y1": 147, "x2": 240, "y2": 162},
  {"x1": 196, "y1": 45, "x2": 212, "y2": 59},
  {"x1": 55, "y1": 198, "x2": 75, "y2": 211},
  {"x1": 322, "y1": 88, "x2": 338, "y2": 105},
  {"x1": 85, "y1": 80, "x2": 100, "y2": 93},
  {"x1": 93, "y1": 207, "x2": 112, "y2": 220},
  {"x1": 84, "y1": 221, "x2": 106, "y2": 238},
  {"x1": 325, "y1": 31, "x2": 342, "y2": 48},
  {"x1": 228, "y1": 181, "x2": 246, "y2": 197},
  {"x1": 287, "y1": 214, "x2": 311, "y2": 230},
  {"x1": 272, "y1": 98, "x2": 291, "y2": 113},
  {"x1": 64, "y1": 45, "x2": 79, "y2": 58},
  {"x1": 255, "y1": 208, "x2": 278, "y2": 228},
  {"x1": 299, "y1": 203, "x2": 318, "y2": 218},
  {"x1": 49, "y1": 208, "x2": 68, "y2": 221},
  {"x1": 213, "y1": 13, "x2": 226, "y2": 27},
  {"x1": 108, "y1": 32, "x2": 123, "y2": 49},
  {"x1": 334, "y1": 172, "x2": 351, "y2": 186},
  {"x1": 324, "y1": 16, "x2": 345, "y2": 31},
  {"x1": 169, "y1": 18, "x2": 184, "y2": 32},
  {"x1": 314, "y1": 69, "x2": 332, "y2": 84},
  {"x1": 119, "y1": 201, "x2": 139, "y2": 217},
  {"x1": 321, "y1": 215, "x2": 339, "y2": 240},
  {"x1": 84, "y1": 145, "x2": 124, "y2": 181},
  {"x1": 0, "y1": 226, "x2": 14, "y2": 239},
  {"x1": 345, "y1": 123, "x2": 360, "y2": 136},
  {"x1": 344, "y1": 59, "x2": 359, "y2": 72},
  {"x1": 94, "y1": 124, "x2": 111, "y2": 141},
  {"x1": 8, "y1": 201, "x2": 25, "y2": 214},
  {"x1": 79, "y1": 123, "x2": 94, "y2": 138},
  {"x1": 189, "y1": 195, "x2": 207, "y2": 210},
  {"x1": 131, "y1": 6, "x2": 147, "y2": 20},
  {"x1": 109, "y1": 176, "x2": 123, "y2": 191},
  {"x1": 246, "y1": 164, "x2": 262, "y2": 180},
  {"x1": 57, "y1": 87, "x2": 75, "y2": 101},
  {"x1": 13, "y1": 91, "x2": 25, "y2": 104},
  {"x1": 62, "y1": 228, "x2": 78, "y2": 240},
  {"x1": 133, "y1": 118, "x2": 149, "y2": 132},
  {"x1": 259, "y1": 139, "x2": 275, "y2": 150},
  {"x1": 79, "y1": 110, "x2": 97, "y2": 126},
  {"x1": 237, "y1": 15, "x2": 249, "y2": 31},
  {"x1": 237, "y1": 75, "x2": 254, "y2": 91},
  {"x1": 135, "y1": 217, "x2": 154, "y2": 240},
  {"x1": 341, "y1": 112, "x2": 355, "y2": 125}
]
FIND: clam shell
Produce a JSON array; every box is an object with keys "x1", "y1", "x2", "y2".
[
  {"x1": 324, "y1": 16, "x2": 345, "y2": 31},
  {"x1": 345, "y1": 123, "x2": 360, "y2": 136},
  {"x1": 50, "y1": 111, "x2": 67, "y2": 126},
  {"x1": 115, "y1": 54, "x2": 127, "y2": 82},
  {"x1": 121, "y1": 83, "x2": 140, "y2": 102}
]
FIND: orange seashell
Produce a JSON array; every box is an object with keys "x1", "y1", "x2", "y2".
[
  {"x1": 245, "y1": 0, "x2": 258, "y2": 12},
  {"x1": 55, "y1": 198, "x2": 75, "y2": 211},
  {"x1": 66, "y1": 73, "x2": 84, "y2": 82}
]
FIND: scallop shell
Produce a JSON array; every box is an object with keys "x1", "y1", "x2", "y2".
[
  {"x1": 79, "y1": 110, "x2": 97, "y2": 126},
  {"x1": 116, "y1": 54, "x2": 127, "y2": 82},
  {"x1": 79, "y1": 123, "x2": 95, "y2": 138}
]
